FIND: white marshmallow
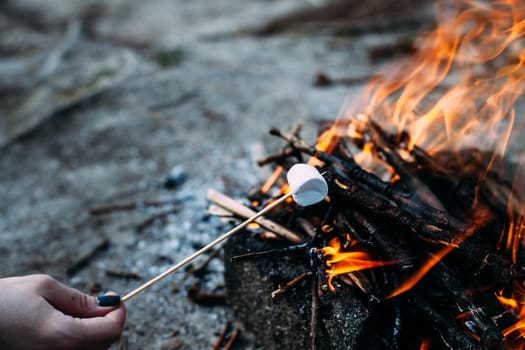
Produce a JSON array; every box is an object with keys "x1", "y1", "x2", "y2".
[{"x1": 286, "y1": 163, "x2": 328, "y2": 206}]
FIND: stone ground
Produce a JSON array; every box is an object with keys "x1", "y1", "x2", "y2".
[{"x1": 0, "y1": 1, "x2": 433, "y2": 349}]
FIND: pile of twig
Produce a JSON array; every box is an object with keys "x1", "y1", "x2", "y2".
[{"x1": 227, "y1": 122, "x2": 525, "y2": 350}]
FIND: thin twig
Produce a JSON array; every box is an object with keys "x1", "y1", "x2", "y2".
[
  {"x1": 136, "y1": 208, "x2": 178, "y2": 232},
  {"x1": 187, "y1": 284, "x2": 226, "y2": 306},
  {"x1": 105, "y1": 269, "x2": 141, "y2": 280},
  {"x1": 310, "y1": 273, "x2": 319, "y2": 350},
  {"x1": 223, "y1": 329, "x2": 240, "y2": 350},
  {"x1": 257, "y1": 147, "x2": 296, "y2": 166},
  {"x1": 213, "y1": 323, "x2": 231, "y2": 350},
  {"x1": 271, "y1": 272, "x2": 310, "y2": 299},
  {"x1": 207, "y1": 189, "x2": 305, "y2": 244},
  {"x1": 66, "y1": 238, "x2": 110, "y2": 276}
]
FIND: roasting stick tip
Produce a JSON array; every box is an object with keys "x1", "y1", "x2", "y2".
[{"x1": 121, "y1": 163, "x2": 327, "y2": 303}]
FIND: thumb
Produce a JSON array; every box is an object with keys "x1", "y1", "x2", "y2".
[
  {"x1": 38, "y1": 277, "x2": 121, "y2": 318},
  {"x1": 46, "y1": 291, "x2": 127, "y2": 350}
]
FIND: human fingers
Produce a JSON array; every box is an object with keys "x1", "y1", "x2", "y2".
[
  {"x1": 29, "y1": 274, "x2": 120, "y2": 318},
  {"x1": 0, "y1": 275, "x2": 126, "y2": 350},
  {"x1": 47, "y1": 302, "x2": 127, "y2": 350}
]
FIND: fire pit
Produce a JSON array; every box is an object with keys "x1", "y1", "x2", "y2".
[
  {"x1": 222, "y1": 141, "x2": 520, "y2": 349},
  {"x1": 214, "y1": 1, "x2": 525, "y2": 349}
]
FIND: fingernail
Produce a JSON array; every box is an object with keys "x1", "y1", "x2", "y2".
[{"x1": 96, "y1": 295, "x2": 121, "y2": 307}]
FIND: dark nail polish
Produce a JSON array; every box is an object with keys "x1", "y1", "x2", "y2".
[{"x1": 96, "y1": 295, "x2": 121, "y2": 307}]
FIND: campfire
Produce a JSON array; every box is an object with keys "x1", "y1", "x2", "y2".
[{"x1": 210, "y1": 0, "x2": 525, "y2": 349}]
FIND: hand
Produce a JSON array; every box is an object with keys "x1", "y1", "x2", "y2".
[{"x1": 0, "y1": 274, "x2": 126, "y2": 350}]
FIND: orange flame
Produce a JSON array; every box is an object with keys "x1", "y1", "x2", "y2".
[
  {"x1": 387, "y1": 244, "x2": 456, "y2": 299},
  {"x1": 419, "y1": 339, "x2": 431, "y2": 350},
  {"x1": 261, "y1": 166, "x2": 284, "y2": 194},
  {"x1": 322, "y1": 237, "x2": 396, "y2": 292},
  {"x1": 497, "y1": 282, "x2": 525, "y2": 343},
  {"x1": 315, "y1": 0, "x2": 525, "y2": 288},
  {"x1": 320, "y1": 0, "x2": 525, "y2": 162},
  {"x1": 499, "y1": 163, "x2": 525, "y2": 264}
]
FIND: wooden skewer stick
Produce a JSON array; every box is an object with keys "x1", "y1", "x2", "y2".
[
  {"x1": 121, "y1": 163, "x2": 328, "y2": 303},
  {"x1": 121, "y1": 192, "x2": 293, "y2": 303}
]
